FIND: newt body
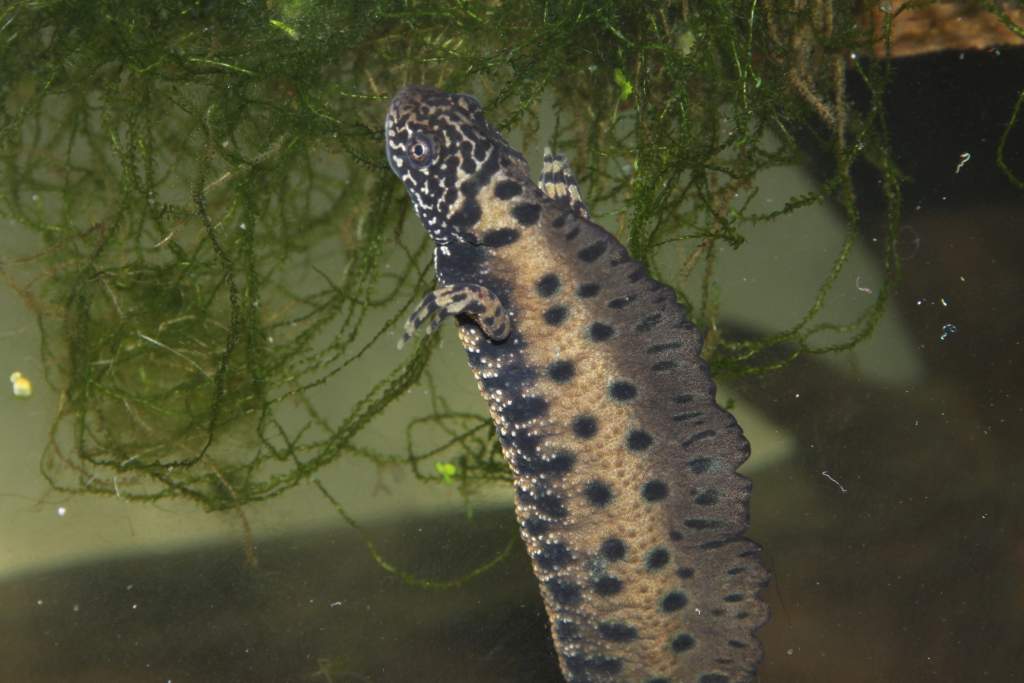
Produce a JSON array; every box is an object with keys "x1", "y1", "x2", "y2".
[{"x1": 386, "y1": 86, "x2": 768, "y2": 683}]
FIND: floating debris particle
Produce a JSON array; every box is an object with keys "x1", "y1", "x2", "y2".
[
  {"x1": 822, "y1": 470, "x2": 848, "y2": 493},
  {"x1": 434, "y1": 461, "x2": 457, "y2": 484},
  {"x1": 9, "y1": 371, "x2": 32, "y2": 397},
  {"x1": 955, "y1": 152, "x2": 971, "y2": 174},
  {"x1": 939, "y1": 323, "x2": 959, "y2": 341}
]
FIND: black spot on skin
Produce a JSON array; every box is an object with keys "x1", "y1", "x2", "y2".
[
  {"x1": 508, "y1": 431, "x2": 540, "y2": 455},
  {"x1": 598, "y1": 622, "x2": 638, "y2": 642},
  {"x1": 682, "y1": 429, "x2": 717, "y2": 448},
  {"x1": 646, "y1": 547, "x2": 670, "y2": 570},
  {"x1": 577, "y1": 282, "x2": 600, "y2": 298},
  {"x1": 533, "y1": 493, "x2": 567, "y2": 518},
  {"x1": 536, "y1": 273, "x2": 560, "y2": 297},
  {"x1": 577, "y1": 240, "x2": 608, "y2": 262},
  {"x1": 672, "y1": 634, "x2": 696, "y2": 653},
  {"x1": 585, "y1": 657, "x2": 623, "y2": 674},
  {"x1": 609, "y1": 381, "x2": 637, "y2": 401},
  {"x1": 727, "y1": 566, "x2": 746, "y2": 575},
  {"x1": 699, "y1": 674, "x2": 728, "y2": 683},
  {"x1": 535, "y1": 542, "x2": 572, "y2": 570},
  {"x1": 593, "y1": 575, "x2": 623, "y2": 596},
  {"x1": 451, "y1": 199, "x2": 482, "y2": 231},
  {"x1": 662, "y1": 592, "x2": 687, "y2": 612},
  {"x1": 565, "y1": 225, "x2": 580, "y2": 240},
  {"x1": 543, "y1": 306, "x2": 567, "y2": 326},
  {"x1": 647, "y1": 342, "x2": 682, "y2": 353},
  {"x1": 514, "y1": 450, "x2": 575, "y2": 478},
  {"x1": 572, "y1": 415, "x2": 598, "y2": 439},
  {"x1": 652, "y1": 360, "x2": 677, "y2": 372},
  {"x1": 481, "y1": 227, "x2": 520, "y2": 247},
  {"x1": 688, "y1": 457, "x2": 711, "y2": 474},
  {"x1": 628, "y1": 267, "x2": 644, "y2": 282},
  {"x1": 695, "y1": 490, "x2": 719, "y2": 506},
  {"x1": 636, "y1": 313, "x2": 662, "y2": 332},
  {"x1": 506, "y1": 395, "x2": 548, "y2": 423},
  {"x1": 466, "y1": 337, "x2": 507, "y2": 368},
  {"x1": 545, "y1": 578, "x2": 582, "y2": 606},
  {"x1": 669, "y1": 530, "x2": 683, "y2": 541},
  {"x1": 673, "y1": 411, "x2": 704, "y2": 423},
  {"x1": 677, "y1": 567, "x2": 695, "y2": 579},
  {"x1": 494, "y1": 180, "x2": 522, "y2": 199},
  {"x1": 642, "y1": 480, "x2": 669, "y2": 501},
  {"x1": 523, "y1": 516, "x2": 549, "y2": 536},
  {"x1": 473, "y1": 141, "x2": 489, "y2": 162},
  {"x1": 647, "y1": 679, "x2": 670, "y2": 683},
  {"x1": 512, "y1": 203, "x2": 541, "y2": 226},
  {"x1": 517, "y1": 486, "x2": 567, "y2": 518},
  {"x1": 685, "y1": 519, "x2": 721, "y2": 530},
  {"x1": 584, "y1": 480, "x2": 613, "y2": 507},
  {"x1": 546, "y1": 450, "x2": 576, "y2": 474},
  {"x1": 601, "y1": 538, "x2": 626, "y2": 561},
  {"x1": 728, "y1": 640, "x2": 748, "y2": 649},
  {"x1": 589, "y1": 322, "x2": 614, "y2": 341},
  {"x1": 723, "y1": 593, "x2": 744, "y2": 603},
  {"x1": 516, "y1": 450, "x2": 573, "y2": 479},
  {"x1": 627, "y1": 430, "x2": 653, "y2": 452},
  {"x1": 552, "y1": 214, "x2": 567, "y2": 228},
  {"x1": 607, "y1": 297, "x2": 631, "y2": 309},
  {"x1": 556, "y1": 620, "x2": 580, "y2": 641},
  {"x1": 547, "y1": 360, "x2": 575, "y2": 383}
]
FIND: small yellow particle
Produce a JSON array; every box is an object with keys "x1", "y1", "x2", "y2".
[{"x1": 9, "y1": 371, "x2": 32, "y2": 398}]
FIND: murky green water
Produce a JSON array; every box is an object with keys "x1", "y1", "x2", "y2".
[{"x1": 2, "y1": 4, "x2": 1022, "y2": 682}]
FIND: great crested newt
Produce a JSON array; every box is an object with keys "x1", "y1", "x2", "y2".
[{"x1": 385, "y1": 85, "x2": 769, "y2": 683}]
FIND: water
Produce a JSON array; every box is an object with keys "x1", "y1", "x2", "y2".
[{"x1": 1, "y1": 14, "x2": 1023, "y2": 683}]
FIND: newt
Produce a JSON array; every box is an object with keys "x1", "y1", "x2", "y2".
[{"x1": 385, "y1": 85, "x2": 769, "y2": 683}]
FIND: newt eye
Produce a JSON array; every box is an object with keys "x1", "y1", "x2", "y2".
[{"x1": 407, "y1": 133, "x2": 434, "y2": 169}]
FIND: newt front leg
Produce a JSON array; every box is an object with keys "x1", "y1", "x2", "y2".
[{"x1": 399, "y1": 282, "x2": 511, "y2": 349}]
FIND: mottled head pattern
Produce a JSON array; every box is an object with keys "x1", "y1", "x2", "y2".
[{"x1": 385, "y1": 85, "x2": 528, "y2": 244}]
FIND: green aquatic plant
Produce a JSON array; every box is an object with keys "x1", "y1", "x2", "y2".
[{"x1": 2, "y1": 0, "x2": 984, "y2": 571}]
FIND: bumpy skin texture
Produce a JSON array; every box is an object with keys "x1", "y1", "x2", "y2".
[{"x1": 386, "y1": 86, "x2": 769, "y2": 683}]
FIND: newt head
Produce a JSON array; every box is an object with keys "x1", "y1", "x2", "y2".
[{"x1": 384, "y1": 85, "x2": 529, "y2": 245}]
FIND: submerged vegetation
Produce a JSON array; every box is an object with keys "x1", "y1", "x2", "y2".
[{"x1": 5, "y1": 1, "x2": 1008, "y2": 567}]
